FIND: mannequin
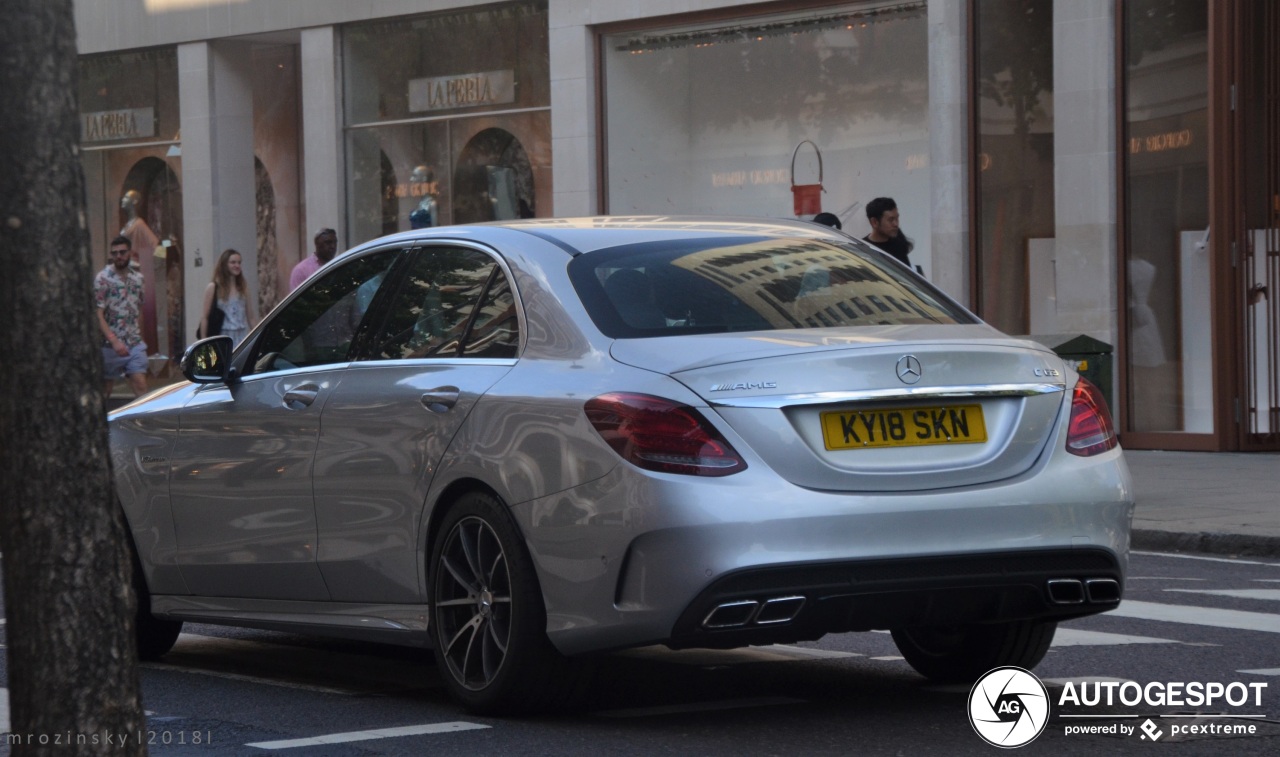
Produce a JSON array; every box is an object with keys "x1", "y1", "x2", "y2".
[{"x1": 120, "y1": 189, "x2": 161, "y2": 355}]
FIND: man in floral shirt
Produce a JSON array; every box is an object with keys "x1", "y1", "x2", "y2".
[{"x1": 95, "y1": 235, "x2": 149, "y2": 398}]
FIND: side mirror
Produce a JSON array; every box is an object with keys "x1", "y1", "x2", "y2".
[{"x1": 180, "y1": 336, "x2": 235, "y2": 383}]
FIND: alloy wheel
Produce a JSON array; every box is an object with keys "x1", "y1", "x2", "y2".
[{"x1": 434, "y1": 515, "x2": 513, "y2": 691}]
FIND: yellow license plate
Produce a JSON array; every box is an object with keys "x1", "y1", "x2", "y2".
[{"x1": 820, "y1": 404, "x2": 987, "y2": 450}]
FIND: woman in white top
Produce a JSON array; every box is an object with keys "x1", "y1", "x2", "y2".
[{"x1": 201, "y1": 248, "x2": 257, "y2": 345}]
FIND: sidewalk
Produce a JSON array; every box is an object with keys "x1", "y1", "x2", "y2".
[{"x1": 1126, "y1": 449, "x2": 1280, "y2": 558}]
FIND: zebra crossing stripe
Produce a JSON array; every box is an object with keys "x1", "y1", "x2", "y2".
[
  {"x1": 1109, "y1": 600, "x2": 1280, "y2": 634},
  {"x1": 1052, "y1": 628, "x2": 1179, "y2": 646},
  {"x1": 1166, "y1": 589, "x2": 1280, "y2": 601},
  {"x1": 246, "y1": 722, "x2": 489, "y2": 750}
]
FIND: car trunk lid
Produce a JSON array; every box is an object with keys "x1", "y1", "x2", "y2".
[{"x1": 610, "y1": 327, "x2": 1069, "y2": 492}]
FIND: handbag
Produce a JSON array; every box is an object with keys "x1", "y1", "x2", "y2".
[
  {"x1": 790, "y1": 140, "x2": 824, "y2": 217},
  {"x1": 198, "y1": 302, "x2": 225, "y2": 339}
]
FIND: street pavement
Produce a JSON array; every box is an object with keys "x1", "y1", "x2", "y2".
[{"x1": 1127, "y1": 448, "x2": 1280, "y2": 558}]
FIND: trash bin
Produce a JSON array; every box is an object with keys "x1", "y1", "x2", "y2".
[{"x1": 1029, "y1": 334, "x2": 1114, "y2": 412}]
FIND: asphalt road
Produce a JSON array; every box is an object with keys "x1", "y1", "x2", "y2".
[{"x1": 3, "y1": 551, "x2": 1280, "y2": 755}]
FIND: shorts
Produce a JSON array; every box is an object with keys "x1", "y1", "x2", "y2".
[{"x1": 103, "y1": 342, "x2": 149, "y2": 379}]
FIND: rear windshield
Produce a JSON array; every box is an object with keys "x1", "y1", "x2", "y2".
[{"x1": 568, "y1": 236, "x2": 974, "y2": 338}]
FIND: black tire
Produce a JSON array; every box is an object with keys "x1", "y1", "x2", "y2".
[
  {"x1": 429, "y1": 490, "x2": 592, "y2": 715},
  {"x1": 129, "y1": 544, "x2": 183, "y2": 661},
  {"x1": 891, "y1": 619, "x2": 1056, "y2": 683}
]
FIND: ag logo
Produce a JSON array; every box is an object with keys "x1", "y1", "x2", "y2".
[{"x1": 968, "y1": 667, "x2": 1050, "y2": 748}]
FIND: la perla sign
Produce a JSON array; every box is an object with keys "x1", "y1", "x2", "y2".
[
  {"x1": 408, "y1": 70, "x2": 516, "y2": 112},
  {"x1": 81, "y1": 107, "x2": 156, "y2": 142}
]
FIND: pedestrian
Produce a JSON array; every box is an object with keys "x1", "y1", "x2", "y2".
[
  {"x1": 95, "y1": 235, "x2": 150, "y2": 399},
  {"x1": 862, "y1": 197, "x2": 914, "y2": 268},
  {"x1": 200, "y1": 248, "x2": 256, "y2": 345},
  {"x1": 812, "y1": 212, "x2": 842, "y2": 230},
  {"x1": 289, "y1": 227, "x2": 339, "y2": 291}
]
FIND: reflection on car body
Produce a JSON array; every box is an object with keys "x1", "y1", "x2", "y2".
[{"x1": 110, "y1": 216, "x2": 1133, "y2": 714}]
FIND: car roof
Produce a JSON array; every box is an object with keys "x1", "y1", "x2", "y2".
[{"x1": 339, "y1": 216, "x2": 855, "y2": 258}]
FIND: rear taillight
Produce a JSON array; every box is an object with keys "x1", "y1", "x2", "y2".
[
  {"x1": 585, "y1": 392, "x2": 747, "y2": 476},
  {"x1": 1066, "y1": 378, "x2": 1117, "y2": 457}
]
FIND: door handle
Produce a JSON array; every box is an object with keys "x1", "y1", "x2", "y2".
[
  {"x1": 421, "y1": 386, "x2": 460, "y2": 412},
  {"x1": 283, "y1": 384, "x2": 320, "y2": 408}
]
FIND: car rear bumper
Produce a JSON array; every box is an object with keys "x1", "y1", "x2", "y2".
[
  {"x1": 665, "y1": 547, "x2": 1122, "y2": 650},
  {"x1": 514, "y1": 448, "x2": 1133, "y2": 656}
]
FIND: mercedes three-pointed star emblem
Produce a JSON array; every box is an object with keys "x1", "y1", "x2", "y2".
[{"x1": 896, "y1": 355, "x2": 923, "y2": 384}]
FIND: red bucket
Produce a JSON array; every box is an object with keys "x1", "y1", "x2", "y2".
[{"x1": 790, "y1": 140, "x2": 824, "y2": 217}]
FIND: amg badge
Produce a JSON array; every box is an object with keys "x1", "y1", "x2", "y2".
[{"x1": 709, "y1": 381, "x2": 778, "y2": 392}]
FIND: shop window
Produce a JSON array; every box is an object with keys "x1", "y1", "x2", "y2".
[
  {"x1": 453, "y1": 128, "x2": 536, "y2": 223},
  {"x1": 1122, "y1": 0, "x2": 1210, "y2": 434},
  {"x1": 343, "y1": 2, "x2": 550, "y2": 243},
  {"x1": 973, "y1": 0, "x2": 1055, "y2": 336},
  {"x1": 601, "y1": 3, "x2": 930, "y2": 266},
  {"x1": 79, "y1": 47, "x2": 183, "y2": 380}
]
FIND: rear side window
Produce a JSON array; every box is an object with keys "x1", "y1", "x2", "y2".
[{"x1": 568, "y1": 236, "x2": 973, "y2": 338}]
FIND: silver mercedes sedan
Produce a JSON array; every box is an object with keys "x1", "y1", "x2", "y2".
[{"x1": 111, "y1": 217, "x2": 1133, "y2": 714}]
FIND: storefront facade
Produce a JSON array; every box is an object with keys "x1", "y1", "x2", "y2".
[{"x1": 73, "y1": 0, "x2": 1277, "y2": 452}]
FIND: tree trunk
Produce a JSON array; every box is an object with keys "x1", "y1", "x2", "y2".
[{"x1": 0, "y1": 2, "x2": 147, "y2": 754}]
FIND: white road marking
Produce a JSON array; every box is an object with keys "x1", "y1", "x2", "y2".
[
  {"x1": 1127, "y1": 576, "x2": 1206, "y2": 581},
  {"x1": 1, "y1": 688, "x2": 9, "y2": 733},
  {"x1": 1052, "y1": 628, "x2": 1180, "y2": 646},
  {"x1": 1239, "y1": 668, "x2": 1280, "y2": 676},
  {"x1": 869, "y1": 656, "x2": 904, "y2": 661},
  {"x1": 1042, "y1": 676, "x2": 1136, "y2": 687},
  {"x1": 1109, "y1": 600, "x2": 1280, "y2": 633},
  {"x1": 1167, "y1": 589, "x2": 1280, "y2": 601},
  {"x1": 594, "y1": 697, "x2": 806, "y2": 718},
  {"x1": 1132, "y1": 551, "x2": 1280, "y2": 567},
  {"x1": 925, "y1": 677, "x2": 1138, "y2": 696},
  {"x1": 616, "y1": 644, "x2": 859, "y2": 666},
  {"x1": 139, "y1": 662, "x2": 357, "y2": 695},
  {"x1": 756, "y1": 644, "x2": 861, "y2": 660},
  {"x1": 246, "y1": 722, "x2": 489, "y2": 750}
]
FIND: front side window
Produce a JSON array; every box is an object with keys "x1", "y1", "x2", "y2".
[
  {"x1": 364, "y1": 247, "x2": 515, "y2": 360},
  {"x1": 569, "y1": 237, "x2": 971, "y2": 339},
  {"x1": 247, "y1": 250, "x2": 400, "y2": 374}
]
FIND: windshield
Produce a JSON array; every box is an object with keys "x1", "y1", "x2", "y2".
[{"x1": 568, "y1": 235, "x2": 974, "y2": 338}]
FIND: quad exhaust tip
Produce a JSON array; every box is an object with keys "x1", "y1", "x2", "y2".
[
  {"x1": 756, "y1": 596, "x2": 806, "y2": 625},
  {"x1": 702, "y1": 596, "x2": 806, "y2": 629},
  {"x1": 1047, "y1": 579, "x2": 1085, "y2": 604},
  {"x1": 1085, "y1": 578, "x2": 1121, "y2": 603},
  {"x1": 1047, "y1": 578, "x2": 1121, "y2": 605}
]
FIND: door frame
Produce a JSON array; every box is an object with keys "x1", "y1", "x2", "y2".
[{"x1": 1231, "y1": 0, "x2": 1280, "y2": 450}]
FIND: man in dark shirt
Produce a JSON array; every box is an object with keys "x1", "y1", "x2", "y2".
[{"x1": 863, "y1": 197, "x2": 913, "y2": 268}]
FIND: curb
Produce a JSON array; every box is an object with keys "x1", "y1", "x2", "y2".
[{"x1": 1132, "y1": 529, "x2": 1280, "y2": 560}]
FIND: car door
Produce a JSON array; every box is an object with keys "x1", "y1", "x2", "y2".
[
  {"x1": 168, "y1": 248, "x2": 403, "y2": 600},
  {"x1": 313, "y1": 244, "x2": 521, "y2": 602}
]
